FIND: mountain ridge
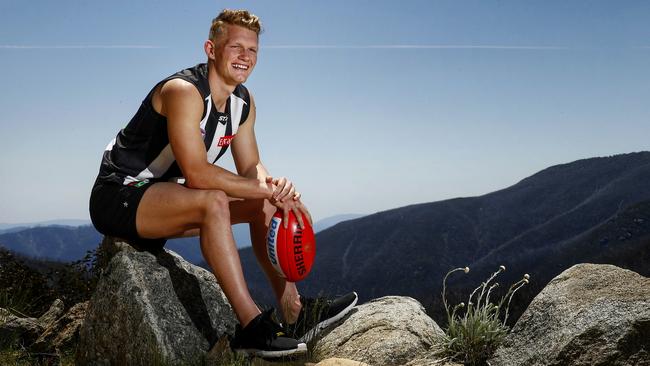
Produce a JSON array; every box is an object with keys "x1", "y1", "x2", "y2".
[
  {"x1": 0, "y1": 219, "x2": 91, "y2": 233},
  {"x1": 0, "y1": 214, "x2": 365, "y2": 263},
  {"x1": 236, "y1": 151, "x2": 650, "y2": 324}
]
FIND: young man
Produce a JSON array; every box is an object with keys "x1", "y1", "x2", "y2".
[{"x1": 89, "y1": 9, "x2": 357, "y2": 358}]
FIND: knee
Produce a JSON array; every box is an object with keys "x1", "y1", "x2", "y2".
[
  {"x1": 202, "y1": 190, "x2": 230, "y2": 220},
  {"x1": 262, "y1": 199, "x2": 277, "y2": 220},
  {"x1": 247, "y1": 198, "x2": 277, "y2": 224}
]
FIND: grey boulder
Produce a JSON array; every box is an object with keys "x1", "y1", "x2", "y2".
[
  {"x1": 490, "y1": 263, "x2": 650, "y2": 366},
  {"x1": 76, "y1": 239, "x2": 237, "y2": 365},
  {"x1": 313, "y1": 296, "x2": 444, "y2": 366}
]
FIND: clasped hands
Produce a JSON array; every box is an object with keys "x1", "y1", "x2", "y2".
[{"x1": 265, "y1": 176, "x2": 312, "y2": 229}]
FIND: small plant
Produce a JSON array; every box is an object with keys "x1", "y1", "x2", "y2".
[{"x1": 436, "y1": 265, "x2": 529, "y2": 366}]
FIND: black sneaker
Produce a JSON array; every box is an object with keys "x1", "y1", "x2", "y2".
[
  {"x1": 286, "y1": 292, "x2": 358, "y2": 343},
  {"x1": 231, "y1": 309, "x2": 307, "y2": 358}
]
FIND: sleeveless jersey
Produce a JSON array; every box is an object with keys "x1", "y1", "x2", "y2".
[{"x1": 96, "y1": 63, "x2": 250, "y2": 185}]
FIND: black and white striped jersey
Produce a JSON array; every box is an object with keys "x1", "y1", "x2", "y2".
[{"x1": 96, "y1": 63, "x2": 251, "y2": 186}]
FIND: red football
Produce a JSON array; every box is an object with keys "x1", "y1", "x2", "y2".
[{"x1": 266, "y1": 210, "x2": 316, "y2": 282}]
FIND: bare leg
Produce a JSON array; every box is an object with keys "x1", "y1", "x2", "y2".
[
  {"x1": 229, "y1": 198, "x2": 302, "y2": 323},
  {"x1": 136, "y1": 182, "x2": 260, "y2": 327}
]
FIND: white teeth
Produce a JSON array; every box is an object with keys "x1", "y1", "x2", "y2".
[{"x1": 233, "y1": 64, "x2": 249, "y2": 70}]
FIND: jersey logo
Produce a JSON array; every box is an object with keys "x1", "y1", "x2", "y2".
[
  {"x1": 218, "y1": 115, "x2": 229, "y2": 124},
  {"x1": 217, "y1": 135, "x2": 235, "y2": 147}
]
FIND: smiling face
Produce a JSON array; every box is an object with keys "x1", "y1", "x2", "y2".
[{"x1": 206, "y1": 24, "x2": 258, "y2": 88}]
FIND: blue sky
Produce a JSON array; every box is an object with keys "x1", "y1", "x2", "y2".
[{"x1": 1, "y1": 0, "x2": 649, "y2": 224}]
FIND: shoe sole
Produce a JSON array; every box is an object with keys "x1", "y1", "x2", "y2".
[
  {"x1": 300, "y1": 291, "x2": 358, "y2": 343},
  {"x1": 234, "y1": 342, "x2": 307, "y2": 358}
]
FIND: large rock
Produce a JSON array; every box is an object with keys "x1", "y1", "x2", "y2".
[
  {"x1": 76, "y1": 239, "x2": 237, "y2": 365},
  {"x1": 313, "y1": 296, "x2": 443, "y2": 365},
  {"x1": 491, "y1": 263, "x2": 650, "y2": 366}
]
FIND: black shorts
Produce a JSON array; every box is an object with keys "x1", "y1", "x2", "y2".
[{"x1": 89, "y1": 179, "x2": 167, "y2": 250}]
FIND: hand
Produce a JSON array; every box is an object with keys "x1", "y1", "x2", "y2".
[
  {"x1": 272, "y1": 195, "x2": 313, "y2": 230},
  {"x1": 265, "y1": 176, "x2": 295, "y2": 203}
]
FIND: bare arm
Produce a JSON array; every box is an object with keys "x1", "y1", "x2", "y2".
[
  {"x1": 160, "y1": 79, "x2": 273, "y2": 199},
  {"x1": 231, "y1": 95, "x2": 294, "y2": 203},
  {"x1": 232, "y1": 94, "x2": 313, "y2": 227},
  {"x1": 231, "y1": 94, "x2": 269, "y2": 180}
]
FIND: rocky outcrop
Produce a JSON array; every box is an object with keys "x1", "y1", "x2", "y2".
[
  {"x1": 76, "y1": 238, "x2": 237, "y2": 365},
  {"x1": 0, "y1": 298, "x2": 82, "y2": 351},
  {"x1": 490, "y1": 263, "x2": 650, "y2": 366},
  {"x1": 0, "y1": 310, "x2": 43, "y2": 347},
  {"x1": 37, "y1": 298, "x2": 64, "y2": 327},
  {"x1": 313, "y1": 296, "x2": 443, "y2": 366},
  {"x1": 31, "y1": 301, "x2": 88, "y2": 353}
]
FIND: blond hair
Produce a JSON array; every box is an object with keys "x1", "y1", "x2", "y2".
[{"x1": 209, "y1": 9, "x2": 262, "y2": 42}]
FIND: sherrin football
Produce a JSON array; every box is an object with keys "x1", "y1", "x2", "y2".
[{"x1": 266, "y1": 210, "x2": 316, "y2": 282}]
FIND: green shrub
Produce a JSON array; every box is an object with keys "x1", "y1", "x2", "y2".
[
  {"x1": 436, "y1": 265, "x2": 529, "y2": 366},
  {"x1": 0, "y1": 249, "x2": 53, "y2": 317}
]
